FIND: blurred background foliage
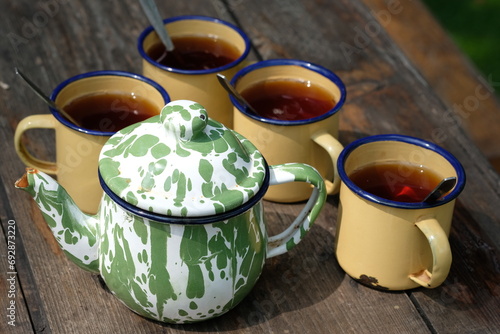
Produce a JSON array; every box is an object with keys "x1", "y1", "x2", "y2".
[{"x1": 423, "y1": 0, "x2": 500, "y2": 95}]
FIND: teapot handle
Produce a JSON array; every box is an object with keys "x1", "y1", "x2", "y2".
[{"x1": 266, "y1": 163, "x2": 327, "y2": 258}]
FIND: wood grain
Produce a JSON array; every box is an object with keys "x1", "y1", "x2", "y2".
[
  {"x1": 0, "y1": 201, "x2": 33, "y2": 333},
  {"x1": 362, "y1": 0, "x2": 500, "y2": 170}
]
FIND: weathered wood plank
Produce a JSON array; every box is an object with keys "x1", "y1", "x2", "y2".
[
  {"x1": 229, "y1": 0, "x2": 500, "y2": 333},
  {"x1": 0, "y1": 214, "x2": 34, "y2": 333},
  {"x1": 227, "y1": 0, "x2": 500, "y2": 248},
  {"x1": 1, "y1": 1, "x2": 248, "y2": 333},
  {"x1": 362, "y1": 0, "x2": 500, "y2": 167}
]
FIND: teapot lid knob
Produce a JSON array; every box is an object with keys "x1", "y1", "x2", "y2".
[{"x1": 160, "y1": 100, "x2": 208, "y2": 142}]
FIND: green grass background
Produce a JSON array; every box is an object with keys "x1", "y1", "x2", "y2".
[{"x1": 423, "y1": 0, "x2": 500, "y2": 91}]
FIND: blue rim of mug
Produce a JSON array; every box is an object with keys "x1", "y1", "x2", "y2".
[
  {"x1": 49, "y1": 70, "x2": 171, "y2": 136},
  {"x1": 98, "y1": 162, "x2": 270, "y2": 224},
  {"x1": 229, "y1": 59, "x2": 347, "y2": 126},
  {"x1": 337, "y1": 134, "x2": 466, "y2": 209},
  {"x1": 137, "y1": 15, "x2": 251, "y2": 75}
]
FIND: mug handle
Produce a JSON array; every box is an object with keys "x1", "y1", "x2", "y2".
[
  {"x1": 14, "y1": 114, "x2": 58, "y2": 174},
  {"x1": 409, "y1": 217, "x2": 452, "y2": 288},
  {"x1": 311, "y1": 130, "x2": 343, "y2": 195},
  {"x1": 266, "y1": 163, "x2": 327, "y2": 258}
]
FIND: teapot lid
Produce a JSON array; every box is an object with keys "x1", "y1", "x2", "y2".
[{"x1": 98, "y1": 100, "x2": 267, "y2": 218}]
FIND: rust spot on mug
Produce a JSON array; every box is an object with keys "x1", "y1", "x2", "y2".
[
  {"x1": 412, "y1": 269, "x2": 432, "y2": 283},
  {"x1": 357, "y1": 274, "x2": 390, "y2": 290},
  {"x1": 410, "y1": 269, "x2": 432, "y2": 287},
  {"x1": 14, "y1": 168, "x2": 38, "y2": 188}
]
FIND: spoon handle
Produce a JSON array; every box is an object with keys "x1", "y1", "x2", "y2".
[
  {"x1": 139, "y1": 0, "x2": 174, "y2": 52},
  {"x1": 423, "y1": 176, "x2": 457, "y2": 203},
  {"x1": 216, "y1": 73, "x2": 258, "y2": 114},
  {"x1": 15, "y1": 67, "x2": 82, "y2": 127}
]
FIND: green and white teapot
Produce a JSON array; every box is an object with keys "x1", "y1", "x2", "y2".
[{"x1": 15, "y1": 100, "x2": 326, "y2": 324}]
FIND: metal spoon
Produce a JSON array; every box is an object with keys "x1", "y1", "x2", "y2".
[
  {"x1": 216, "y1": 73, "x2": 258, "y2": 114},
  {"x1": 139, "y1": 0, "x2": 174, "y2": 52},
  {"x1": 15, "y1": 67, "x2": 82, "y2": 127},
  {"x1": 423, "y1": 176, "x2": 457, "y2": 203}
]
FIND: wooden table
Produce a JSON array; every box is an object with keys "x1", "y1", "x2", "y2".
[{"x1": 1, "y1": 0, "x2": 499, "y2": 333}]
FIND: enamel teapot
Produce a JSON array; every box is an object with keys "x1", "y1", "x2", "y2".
[{"x1": 15, "y1": 100, "x2": 326, "y2": 324}]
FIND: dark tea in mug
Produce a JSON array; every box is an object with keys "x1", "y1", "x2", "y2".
[
  {"x1": 147, "y1": 35, "x2": 240, "y2": 70},
  {"x1": 349, "y1": 162, "x2": 442, "y2": 202},
  {"x1": 62, "y1": 92, "x2": 159, "y2": 132},
  {"x1": 240, "y1": 80, "x2": 337, "y2": 121}
]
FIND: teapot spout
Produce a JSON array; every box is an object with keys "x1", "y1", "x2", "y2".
[{"x1": 15, "y1": 168, "x2": 99, "y2": 273}]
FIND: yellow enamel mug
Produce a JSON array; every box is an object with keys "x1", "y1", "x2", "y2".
[
  {"x1": 231, "y1": 59, "x2": 346, "y2": 202},
  {"x1": 335, "y1": 135, "x2": 466, "y2": 290},
  {"x1": 138, "y1": 15, "x2": 251, "y2": 128},
  {"x1": 14, "y1": 71, "x2": 170, "y2": 214}
]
